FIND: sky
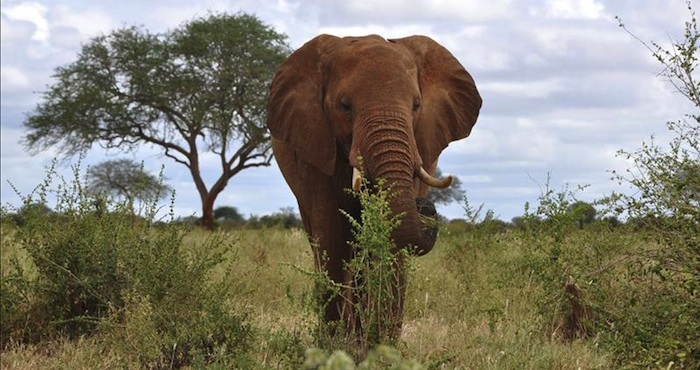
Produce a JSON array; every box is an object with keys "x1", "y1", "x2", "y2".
[{"x1": 0, "y1": 0, "x2": 696, "y2": 222}]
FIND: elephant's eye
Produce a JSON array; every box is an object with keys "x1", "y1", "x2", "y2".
[
  {"x1": 340, "y1": 98, "x2": 352, "y2": 113},
  {"x1": 412, "y1": 100, "x2": 421, "y2": 112}
]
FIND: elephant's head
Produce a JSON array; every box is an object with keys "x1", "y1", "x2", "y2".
[{"x1": 267, "y1": 34, "x2": 481, "y2": 254}]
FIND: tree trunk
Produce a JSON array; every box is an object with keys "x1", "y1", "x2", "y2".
[
  {"x1": 193, "y1": 165, "x2": 228, "y2": 231},
  {"x1": 201, "y1": 194, "x2": 216, "y2": 230}
]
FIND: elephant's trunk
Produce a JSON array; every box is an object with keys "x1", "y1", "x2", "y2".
[
  {"x1": 386, "y1": 184, "x2": 437, "y2": 256},
  {"x1": 358, "y1": 117, "x2": 438, "y2": 255}
]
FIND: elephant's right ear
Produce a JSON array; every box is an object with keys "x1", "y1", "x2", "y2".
[{"x1": 267, "y1": 34, "x2": 339, "y2": 176}]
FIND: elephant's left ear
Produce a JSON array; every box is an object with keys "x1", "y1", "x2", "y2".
[{"x1": 390, "y1": 36, "x2": 482, "y2": 167}]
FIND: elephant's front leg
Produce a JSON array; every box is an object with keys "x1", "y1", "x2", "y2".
[
  {"x1": 307, "y1": 217, "x2": 357, "y2": 330},
  {"x1": 311, "y1": 179, "x2": 363, "y2": 336},
  {"x1": 274, "y1": 140, "x2": 361, "y2": 334}
]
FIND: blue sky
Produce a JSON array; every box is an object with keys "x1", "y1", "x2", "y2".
[{"x1": 0, "y1": 0, "x2": 695, "y2": 221}]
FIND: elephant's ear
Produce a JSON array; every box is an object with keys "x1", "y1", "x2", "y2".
[
  {"x1": 391, "y1": 35, "x2": 482, "y2": 167},
  {"x1": 267, "y1": 34, "x2": 339, "y2": 176}
]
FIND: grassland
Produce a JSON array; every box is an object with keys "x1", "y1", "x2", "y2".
[{"x1": 3, "y1": 212, "x2": 696, "y2": 369}]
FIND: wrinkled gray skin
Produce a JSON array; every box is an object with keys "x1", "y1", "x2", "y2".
[{"x1": 266, "y1": 34, "x2": 482, "y2": 339}]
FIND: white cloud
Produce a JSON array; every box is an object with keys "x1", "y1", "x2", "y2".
[
  {"x1": 1, "y1": 1, "x2": 49, "y2": 42},
  {"x1": 545, "y1": 0, "x2": 606, "y2": 20},
  {"x1": 49, "y1": 5, "x2": 114, "y2": 38},
  {"x1": 451, "y1": 41, "x2": 512, "y2": 72},
  {"x1": 480, "y1": 79, "x2": 565, "y2": 99},
  {"x1": 0, "y1": 13, "x2": 36, "y2": 43},
  {"x1": 1, "y1": 2, "x2": 116, "y2": 52},
  {"x1": 458, "y1": 174, "x2": 492, "y2": 184},
  {"x1": 49, "y1": 25, "x2": 83, "y2": 49},
  {"x1": 335, "y1": 0, "x2": 516, "y2": 21},
  {"x1": 0, "y1": 65, "x2": 30, "y2": 89}
]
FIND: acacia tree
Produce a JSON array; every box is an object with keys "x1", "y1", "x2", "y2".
[
  {"x1": 87, "y1": 159, "x2": 171, "y2": 208},
  {"x1": 567, "y1": 200, "x2": 597, "y2": 229},
  {"x1": 213, "y1": 205, "x2": 245, "y2": 223},
  {"x1": 23, "y1": 12, "x2": 290, "y2": 230}
]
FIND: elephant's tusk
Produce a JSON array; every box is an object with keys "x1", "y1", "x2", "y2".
[
  {"x1": 418, "y1": 167, "x2": 453, "y2": 189},
  {"x1": 352, "y1": 167, "x2": 362, "y2": 192}
]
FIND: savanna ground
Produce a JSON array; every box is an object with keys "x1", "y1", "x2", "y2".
[{"x1": 1, "y1": 176, "x2": 697, "y2": 369}]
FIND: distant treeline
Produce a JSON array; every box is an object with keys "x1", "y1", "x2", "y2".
[
  {"x1": 175, "y1": 206, "x2": 304, "y2": 230},
  {"x1": 3, "y1": 201, "x2": 673, "y2": 233},
  {"x1": 1, "y1": 203, "x2": 304, "y2": 231}
]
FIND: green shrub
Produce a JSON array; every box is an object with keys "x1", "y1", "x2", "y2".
[
  {"x1": 342, "y1": 179, "x2": 408, "y2": 349},
  {"x1": 0, "y1": 249, "x2": 45, "y2": 346},
  {"x1": 483, "y1": 174, "x2": 699, "y2": 368},
  {"x1": 2, "y1": 162, "x2": 129, "y2": 342},
  {"x1": 606, "y1": 5, "x2": 700, "y2": 366},
  {"x1": 102, "y1": 229, "x2": 252, "y2": 369},
  {"x1": 294, "y1": 179, "x2": 413, "y2": 357},
  {"x1": 0, "y1": 161, "x2": 252, "y2": 368}
]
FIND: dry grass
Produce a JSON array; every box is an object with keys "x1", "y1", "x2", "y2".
[
  {"x1": 398, "y1": 235, "x2": 609, "y2": 369},
  {"x1": 1, "y1": 337, "x2": 123, "y2": 370},
  {"x1": 0, "y1": 226, "x2": 622, "y2": 369}
]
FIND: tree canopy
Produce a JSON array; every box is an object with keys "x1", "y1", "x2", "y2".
[
  {"x1": 87, "y1": 159, "x2": 171, "y2": 206},
  {"x1": 23, "y1": 12, "x2": 291, "y2": 230},
  {"x1": 214, "y1": 205, "x2": 244, "y2": 223},
  {"x1": 568, "y1": 201, "x2": 597, "y2": 229}
]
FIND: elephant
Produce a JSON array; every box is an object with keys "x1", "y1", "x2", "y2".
[{"x1": 266, "y1": 34, "x2": 482, "y2": 340}]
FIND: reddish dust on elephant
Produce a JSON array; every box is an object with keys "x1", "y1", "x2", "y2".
[{"x1": 266, "y1": 34, "x2": 482, "y2": 343}]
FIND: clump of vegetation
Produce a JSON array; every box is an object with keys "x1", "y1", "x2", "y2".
[
  {"x1": 604, "y1": 4, "x2": 700, "y2": 367},
  {"x1": 294, "y1": 179, "x2": 414, "y2": 359},
  {"x1": 0, "y1": 161, "x2": 252, "y2": 368},
  {"x1": 342, "y1": 179, "x2": 408, "y2": 350}
]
